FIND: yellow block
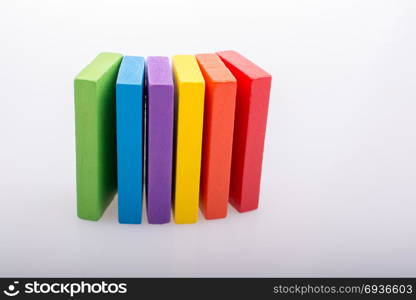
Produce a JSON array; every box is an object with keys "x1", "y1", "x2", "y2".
[{"x1": 172, "y1": 55, "x2": 205, "y2": 224}]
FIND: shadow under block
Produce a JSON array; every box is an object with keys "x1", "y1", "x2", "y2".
[
  {"x1": 74, "y1": 52, "x2": 122, "y2": 221},
  {"x1": 172, "y1": 55, "x2": 205, "y2": 224},
  {"x1": 217, "y1": 50, "x2": 272, "y2": 212},
  {"x1": 146, "y1": 56, "x2": 174, "y2": 224},
  {"x1": 196, "y1": 54, "x2": 237, "y2": 219},
  {"x1": 116, "y1": 56, "x2": 145, "y2": 224}
]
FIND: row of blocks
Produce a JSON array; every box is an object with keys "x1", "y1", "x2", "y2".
[{"x1": 74, "y1": 51, "x2": 272, "y2": 224}]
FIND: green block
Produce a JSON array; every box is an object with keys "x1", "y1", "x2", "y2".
[{"x1": 74, "y1": 52, "x2": 123, "y2": 221}]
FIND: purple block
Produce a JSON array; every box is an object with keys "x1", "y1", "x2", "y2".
[{"x1": 146, "y1": 56, "x2": 174, "y2": 224}]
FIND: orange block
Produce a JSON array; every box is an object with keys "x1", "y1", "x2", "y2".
[{"x1": 196, "y1": 54, "x2": 237, "y2": 219}]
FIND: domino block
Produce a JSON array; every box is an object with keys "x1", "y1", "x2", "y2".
[
  {"x1": 172, "y1": 55, "x2": 205, "y2": 224},
  {"x1": 74, "y1": 52, "x2": 122, "y2": 220},
  {"x1": 146, "y1": 56, "x2": 174, "y2": 224},
  {"x1": 116, "y1": 56, "x2": 145, "y2": 224},
  {"x1": 216, "y1": 50, "x2": 272, "y2": 212},
  {"x1": 195, "y1": 54, "x2": 237, "y2": 219}
]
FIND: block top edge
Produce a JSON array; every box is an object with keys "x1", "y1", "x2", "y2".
[
  {"x1": 75, "y1": 52, "x2": 123, "y2": 82},
  {"x1": 147, "y1": 56, "x2": 173, "y2": 86},
  {"x1": 117, "y1": 56, "x2": 145, "y2": 85},
  {"x1": 172, "y1": 55, "x2": 205, "y2": 84},
  {"x1": 196, "y1": 53, "x2": 236, "y2": 83},
  {"x1": 216, "y1": 50, "x2": 271, "y2": 80}
]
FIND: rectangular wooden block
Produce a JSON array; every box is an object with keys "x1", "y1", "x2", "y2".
[
  {"x1": 172, "y1": 55, "x2": 205, "y2": 224},
  {"x1": 116, "y1": 56, "x2": 145, "y2": 224},
  {"x1": 195, "y1": 54, "x2": 237, "y2": 219},
  {"x1": 216, "y1": 50, "x2": 272, "y2": 212},
  {"x1": 146, "y1": 56, "x2": 174, "y2": 224},
  {"x1": 74, "y1": 52, "x2": 122, "y2": 220}
]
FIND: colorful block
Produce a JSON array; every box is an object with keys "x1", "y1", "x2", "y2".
[
  {"x1": 196, "y1": 54, "x2": 237, "y2": 219},
  {"x1": 172, "y1": 55, "x2": 205, "y2": 224},
  {"x1": 146, "y1": 56, "x2": 174, "y2": 224},
  {"x1": 217, "y1": 50, "x2": 272, "y2": 212},
  {"x1": 74, "y1": 52, "x2": 122, "y2": 220},
  {"x1": 116, "y1": 56, "x2": 145, "y2": 224}
]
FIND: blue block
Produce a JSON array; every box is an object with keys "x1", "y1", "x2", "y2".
[{"x1": 116, "y1": 56, "x2": 145, "y2": 224}]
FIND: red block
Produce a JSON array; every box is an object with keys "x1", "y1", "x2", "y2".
[{"x1": 216, "y1": 50, "x2": 272, "y2": 212}]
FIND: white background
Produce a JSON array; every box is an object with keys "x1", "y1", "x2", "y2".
[{"x1": 1, "y1": 0, "x2": 416, "y2": 277}]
